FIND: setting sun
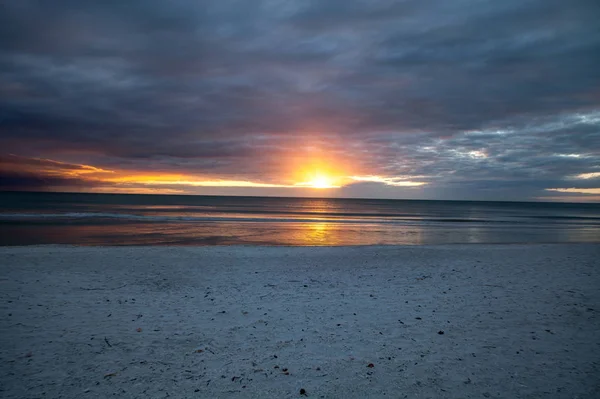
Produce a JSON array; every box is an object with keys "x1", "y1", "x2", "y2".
[
  {"x1": 308, "y1": 175, "x2": 335, "y2": 189},
  {"x1": 295, "y1": 173, "x2": 341, "y2": 189}
]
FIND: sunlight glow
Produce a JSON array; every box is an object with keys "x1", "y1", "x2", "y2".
[
  {"x1": 304, "y1": 222, "x2": 334, "y2": 245},
  {"x1": 106, "y1": 176, "x2": 294, "y2": 188},
  {"x1": 295, "y1": 173, "x2": 340, "y2": 189}
]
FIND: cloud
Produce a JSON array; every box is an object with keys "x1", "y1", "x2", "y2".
[
  {"x1": 0, "y1": 154, "x2": 112, "y2": 175},
  {"x1": 0, "y1": 154, "x2": 109, "y2": 191},
  {"x1": 0, "y1": 170, "x2": 95, "y2": 191},
  {"x1": 573, "y1": 172, "x2": 600, "y2": 179},
  {"x1": 546, "y1": 188, "x2": 600, "y2": 195},
  {"x1": 349, "y1": 176, "x2": 427, "y2": 187},
  {"x1": 0, "y1": 0, "x2": 599, "y2": 200}
]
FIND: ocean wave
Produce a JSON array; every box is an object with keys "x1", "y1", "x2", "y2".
[{"x1": 1, "y1": 211, "x2": 597, "y2": 227}]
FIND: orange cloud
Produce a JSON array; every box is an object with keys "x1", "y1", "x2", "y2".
[{"x1": 1, "y1": 154, "x2": 114, "y2": 177}]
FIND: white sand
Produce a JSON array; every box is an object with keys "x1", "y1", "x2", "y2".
[{"x1": 1, "y1": 244, "x2": 599, "y2": 398}]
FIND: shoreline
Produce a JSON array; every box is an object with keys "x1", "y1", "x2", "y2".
[{"x1": 1, "y1": 244, "x2": 599, "y2": 398}]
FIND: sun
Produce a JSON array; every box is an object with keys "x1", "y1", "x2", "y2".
[
  {"x1": 296, "y1": 173, "x2": 340, "y2": 189},
  {"x1": 310, "y1": 175, "x2": 334, "y2": 189}
]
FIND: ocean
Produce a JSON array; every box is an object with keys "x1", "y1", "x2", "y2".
[{"x1": 0, "y1": 191, "x2": 598, "y2": 246}]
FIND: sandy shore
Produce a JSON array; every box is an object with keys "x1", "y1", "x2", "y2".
[{"x1": 1, "y1": 245, "x2": 599, "y2": 398}]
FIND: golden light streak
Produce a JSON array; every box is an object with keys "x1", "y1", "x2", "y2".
[
  {"x1": 103, "y1": 174, "x2": 296, "y2": 188},
  {"x1": 132, "y1": 180, "x2": 293, "y2": 188}
]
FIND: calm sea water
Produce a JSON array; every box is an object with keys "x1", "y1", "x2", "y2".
[{"x1": 0, "y1": 192, "x2": 598, "y2": 246}]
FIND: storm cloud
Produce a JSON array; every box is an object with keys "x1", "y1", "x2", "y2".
[{"x1": 1, "y1": 0, "x2": 599, "y2": 200}]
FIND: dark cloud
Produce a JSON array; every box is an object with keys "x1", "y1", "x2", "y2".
[
  {"x1": 0, "y1": 170, "x2": 94, "y2": 191},
  {"x1": 0, "y1": 0, "x2": 599, "y2": 199},
  {"x1": 0, "y1": 154, "x2": 103, "y2": 191}
]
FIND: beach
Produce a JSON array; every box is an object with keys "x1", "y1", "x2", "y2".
[{"x1": 1, "y1": 244, "x2": 599, "y2": 398}]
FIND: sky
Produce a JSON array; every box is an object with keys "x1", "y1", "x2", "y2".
[{"x1": 0, "y1": 0, "x2": 599, "y2": 201}]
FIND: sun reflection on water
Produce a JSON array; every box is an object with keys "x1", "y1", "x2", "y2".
[{"x1": 304, "y1": 222, "x2": 336, "y2": 245}]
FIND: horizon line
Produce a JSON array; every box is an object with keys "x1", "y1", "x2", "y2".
[{"x1": 0, "y1": 189, "x2": 598, "y2": 206}]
